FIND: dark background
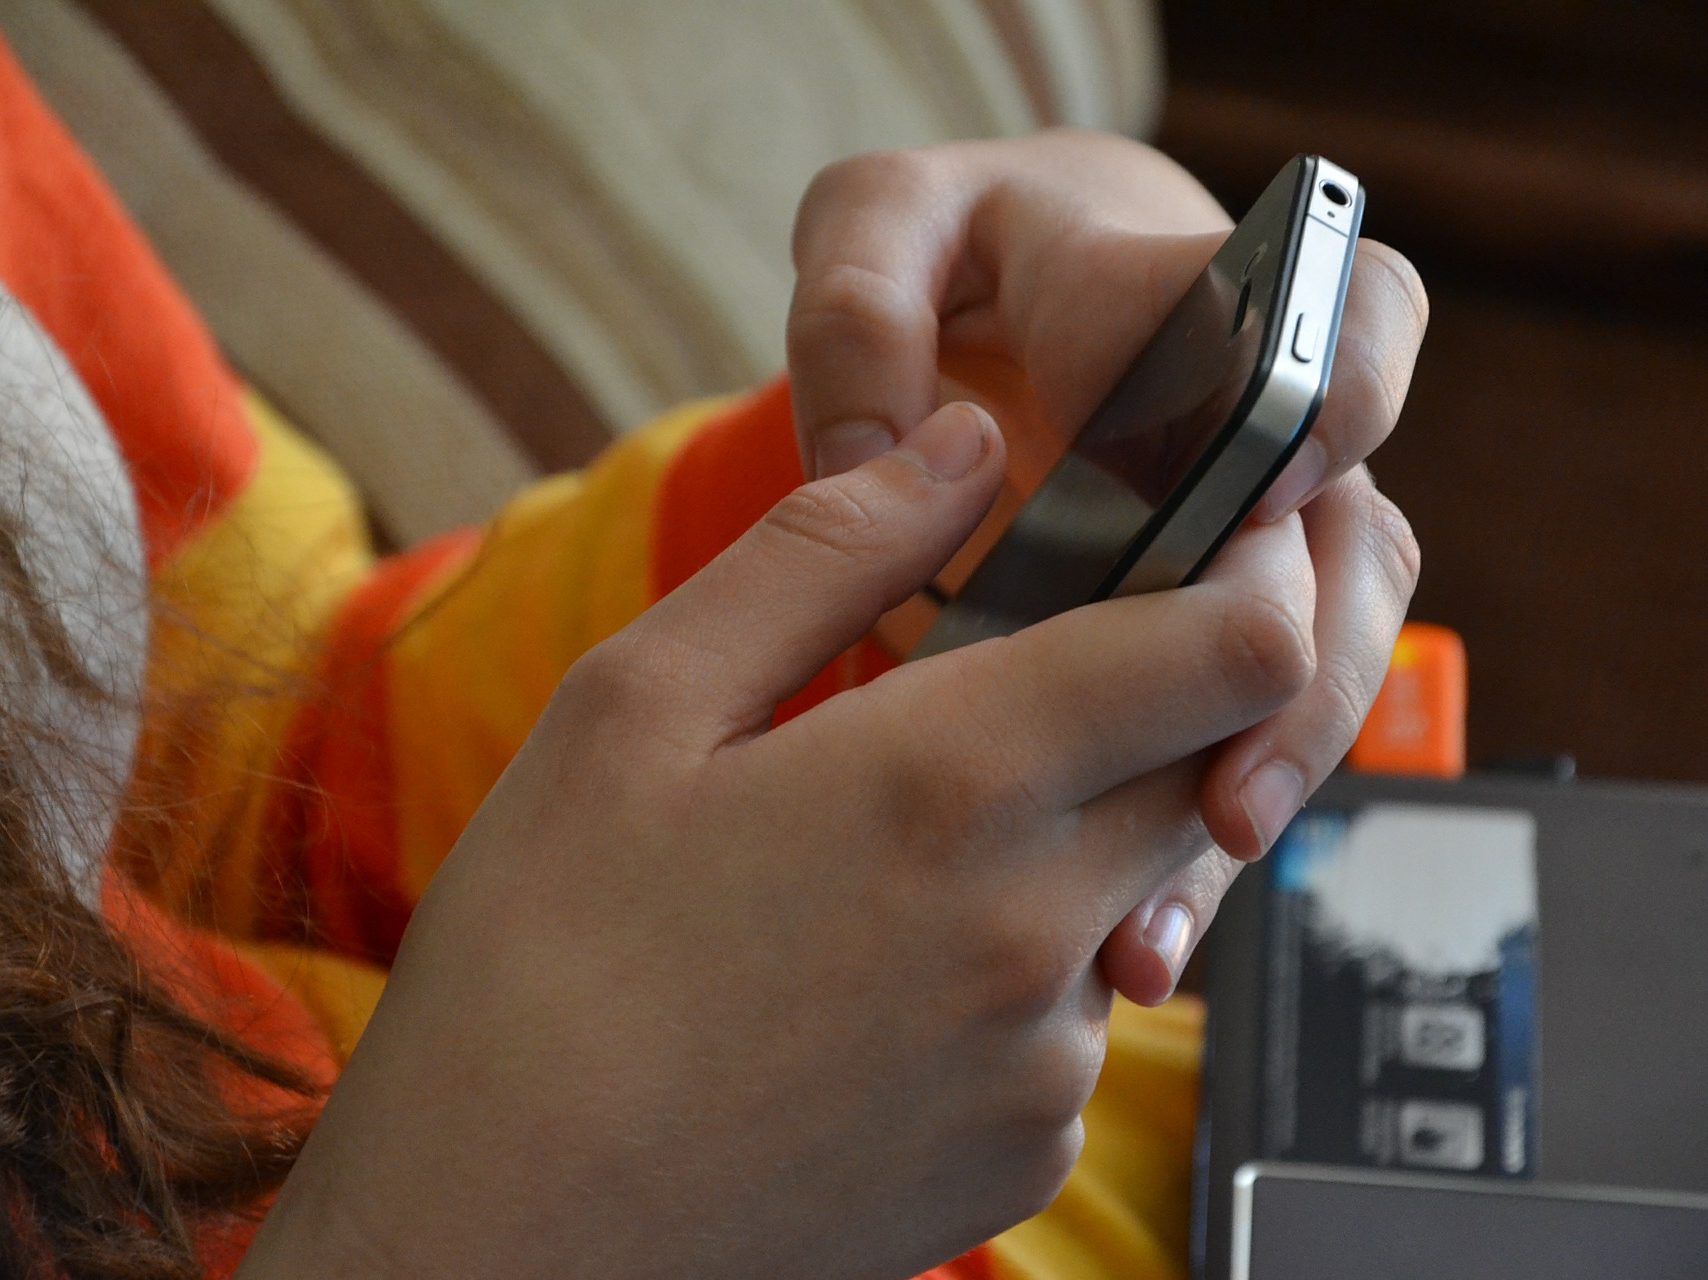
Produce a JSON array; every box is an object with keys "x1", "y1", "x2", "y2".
[{"x1": 1157, "y1": 0, "x2": 1708, "y2": 782}]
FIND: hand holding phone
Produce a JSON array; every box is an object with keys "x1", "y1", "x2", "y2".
[
  {"x1": 786, "y1": 135, "x2": 1421, "y2": 987},
  {"x1": 914, "y1": 155, "x2": 1365, "y2": 658}
]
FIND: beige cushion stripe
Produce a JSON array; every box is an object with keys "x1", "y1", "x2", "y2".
[
  {"x1": 201, "y1": 0, "x2": 1147, "y2": 429},
  {"x1": 7, "y1": 0, "x2": 538, "y2": 545},
  {"x1": 209, "y1": 0, "x2": 741, "y2": 431},
  {"x1": 1086, "y1": 0, "x2": 1168, "y2": 138},
  {"x1": 75, "y1": 0, "x2": 616, "y2": 477},
  {"x1": 973, "y1": 0, "x2": 1068, "y2": 126},
  {"x1": 842, "y1": 0, "x2": 1038, "y2": 136}
]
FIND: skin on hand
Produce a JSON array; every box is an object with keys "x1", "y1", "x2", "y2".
[
  {"x1": 238, "y1": 133, "x2": 1425, "y2": 1280},
  {"x1": 787, "y1": 131, "x2": 1427, "y2": 1002},
  {"x1": 238, "y1": 402, "x2": 1325, "y2": 1280}
]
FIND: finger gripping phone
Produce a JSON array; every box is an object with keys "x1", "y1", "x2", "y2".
[{"x1": 913, "y1": 155, "x2": 1364, "y2": 659}]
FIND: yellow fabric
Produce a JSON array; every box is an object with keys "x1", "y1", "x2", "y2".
[
  {"x1": 121, "y1": 389, "x2": 373, "y2": 935},
  {"x1": 989, "y1": 998, "x2": 1203, "y2": 1280},
  {"x1": 383, "y1": 396, "x2": 723, "y2": 900},
  {"x1": 126, "y1": 391, "x2": 729, "y2": 1034},
  {"x1": 239, "y1": 941, "x2": 389, "y2": 1065}
]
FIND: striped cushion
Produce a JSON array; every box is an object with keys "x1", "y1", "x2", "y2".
[{"x1": 7, "y1": 0, "x2": 1161, "y2": 544}]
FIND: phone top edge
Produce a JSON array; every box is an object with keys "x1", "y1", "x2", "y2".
[
  {"x1": 1173, "y1": 171, "x2": 1364, "y2": 587},
  {"x1": 1102, "y1": 156, "x2": 1355, "y2": 597},
  {"x1": 1302, "y1": 156, "x2": 1361, "y2": 239}
]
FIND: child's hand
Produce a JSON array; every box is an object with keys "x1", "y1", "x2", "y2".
[
  {"x1": 243, "y1": 402, "x2": 1337, "y2": 1280},
  {"x1": 787, "y1": 132, "x2": 1426, "y2": 1003},
  {"x1": 241, "y1": 135, "x2": 1422, "y2": 1280}
]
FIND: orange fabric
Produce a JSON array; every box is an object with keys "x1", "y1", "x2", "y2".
[
  {"x1": 104, "y1": 879, "x2": 329, "y2": 1280},
  {"x1": 651, "y1": 379, "x2": 803, "y2": 599},
  {"x1": 103, "y1": 874, "x2": 339, "y2": 1095},
  {"x1": 104, "y1": 873, "x2": 333, "y2": 1280},
  {"x1": 107, "y1": 393, "x2": 375, "y2": 955},
  {"x1": 262, "y1": 528, "x2": 482, "y2": 964},
  {"x1": 923, "y1": 1248, "x2": 1000, "y2": 1280},
  {"x1": 0, "y1": 38, "x2": 255, "y2": 565}
]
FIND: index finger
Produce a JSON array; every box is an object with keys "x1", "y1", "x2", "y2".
[
  {"x1": 777, "y1": 512, "x2": 1317, "y2": 815},
  {"x1": 787, "y1": 150, "x2": 976, "y2": 480},
  {"x1": 788, "y1": 135, "x2": 1227, "y2": 483}
]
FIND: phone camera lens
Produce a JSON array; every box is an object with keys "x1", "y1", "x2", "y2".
[{"x1": 1321, "y1": 181, "x2": 1351, "y2": 207}]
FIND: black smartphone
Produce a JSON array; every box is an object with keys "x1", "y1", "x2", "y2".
[{"x1": 913, "y1": 155, "x2": 1364, "y2": 658}]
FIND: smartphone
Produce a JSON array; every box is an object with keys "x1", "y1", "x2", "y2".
[{"x1": 913, "y1": 155, "x2": 1364, "y2": 659}]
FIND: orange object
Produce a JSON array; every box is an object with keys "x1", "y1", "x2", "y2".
[
  {"x1": 0, "y1": 37, "x2": 257, "y2": 566},
  {"x1": 1348, "y1": 622, "x2": 1468, "y2": 779}
]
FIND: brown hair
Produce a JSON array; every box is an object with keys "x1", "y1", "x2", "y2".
[{"x1": 0, "y1": 506, "x2": 319, "y2": 1280}]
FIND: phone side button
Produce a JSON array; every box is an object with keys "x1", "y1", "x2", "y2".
[{"x1": 1291, "y1": 312, "x2": 1319, "y2": 362}]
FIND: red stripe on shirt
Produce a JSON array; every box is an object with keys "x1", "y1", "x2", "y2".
[{"x1": 262, "y1": 528, "x2": 481, "y2": 964}]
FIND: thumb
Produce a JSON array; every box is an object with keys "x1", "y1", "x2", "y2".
[{"x1": 634, "y1": 401, "x2": 1004, "y2": 743}]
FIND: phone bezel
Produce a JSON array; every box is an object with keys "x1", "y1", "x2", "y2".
[{"x1": 1097, "y1": 154, "x2": 1364, "y2": 597}]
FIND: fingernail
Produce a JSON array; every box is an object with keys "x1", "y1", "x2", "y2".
[
  {"x1": 814, "y1": 420, "x2": 896, "y2": 479},
  {"x1": 1255, "y1": 437, "x2": 1327, "y2": 522},
  {"x1": 892, "y1": 403, "x2": 991, "y2": 481},
  {"x1": 1142, "y1": 904, "x2": 1194, "y2": 991},
  {"x1": 1239, "y1": 761, "x2": 1305, "y2": 856}
]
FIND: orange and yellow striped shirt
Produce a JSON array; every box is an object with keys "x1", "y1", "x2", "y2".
[{"x1": 0, "y1": 37, "x2": 1202, "y2": 1280}]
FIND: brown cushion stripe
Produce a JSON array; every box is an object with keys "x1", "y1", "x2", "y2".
[{"x1": 74, "y1": 0, "x2": 612, "y2": 474}]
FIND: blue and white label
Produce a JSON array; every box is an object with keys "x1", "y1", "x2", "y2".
[{"x1": 1260, "y1": 804, "x2": 1540, "y2": 1178}]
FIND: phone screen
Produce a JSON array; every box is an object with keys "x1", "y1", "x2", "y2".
[{"x1": 934, "y1": 237, "x2": 1276, "y2": 636}]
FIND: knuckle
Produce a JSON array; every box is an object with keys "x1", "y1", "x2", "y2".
[
  {"x1": 796, "y1": 156, "x2": 859, "y2": 224},
  {"x1": 792, "y1": 148, "x2": 942, "y2": 271},
  {"x1": 971, "y1": 907, "x2": 1077, "y2": 1019},
  {"x1": 890, "y1": 655, "x2": 1051, "y2": 838},
  {"x1": 800, "y1": 148, "x2": 937, "y2": 221},
  {"x1": 552, "y1": 633, "x2": 711, "y2": 762},
  {"x1": 953, "y1": 745, "x2": 1049, "y2": 838},
  {"x1": 1026, "y1": 1028, "x2": 1106, "y2": 1129},
  {"x1": 926, "y1": 753, "x2": 1014, "y2": 837},
  {"x1": 559, "y1": 633, "x2": 658, "y2": 723},
  {"x1": 763, "y1": 476, "x2": 892, "y2": 564},
  {"x1": 1360, "y1": 480, "x2": 1423, "y2": 601},
  {"x1": 960, "y1": 751, "x2": 1048, "y2": 846},
  {"x1": 901, "y1": 754, "x2": 1035, "y2": 858},
  {"x1": 1219, "y1": 588, "x2": 1317, "y2": 706},
  {"x1": 886, "y1": 733, "x2": 970, "y2": 827},
  {"x1": 787, "y1": 261, "x2": 932, "y2": 363}
]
